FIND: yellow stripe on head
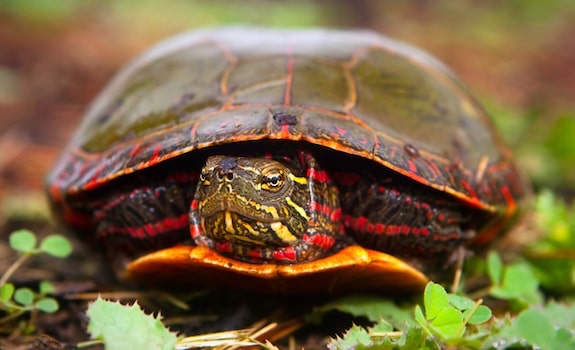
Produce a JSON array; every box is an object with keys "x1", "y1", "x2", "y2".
[
  {"x1": 289, "y1": 174, "x2": 308, "y2": 185},
  {"x1": 285, "y1": 196, "x2": 309, "y2": 220},
  {"x1": 270, "y1": 221, "x2": 298, "y2": 244}
]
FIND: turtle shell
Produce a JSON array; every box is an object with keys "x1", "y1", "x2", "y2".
[{"x1": 47, "y1": 28, "x2": 527, "y2": 293}]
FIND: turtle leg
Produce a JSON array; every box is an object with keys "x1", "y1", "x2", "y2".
[
  {"x1": 94, "y1": 173, "x2": 195, "y2": 265},
  {"x1": 335, "y1": 172, "x2": 475, "y2": 261}
]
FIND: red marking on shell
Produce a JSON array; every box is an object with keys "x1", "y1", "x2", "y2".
[
  {"x1": 427, "y1": 160, "x2": 443, "y2": 179},
  {"x1": 280, "y1": 123, "x2": 291, "y2": 137},
  {"x1": 459, "y1": 179, "x2": 479, "y2": 201},
  {"x1": 149, "y1": 144, "x2": 162, "y2": 165},
  {"x1": 501, "y1": 185, "x2": 516, "y2": 213},
  {"x1": 128, "y1": 144, "x2": 141, "y2": 157},
  {"x1": 84, "y1": 162, "x2": 108, "y2": 191},
  {"x1": 336, "y1": 126, "x2": 347, "y2": 136},
  {"x1": 407, "y1": 159, "x2": 418, "y2": 174}
]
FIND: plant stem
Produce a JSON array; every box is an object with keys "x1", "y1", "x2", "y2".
[
  {"x1": 0, "y1": 309, "x2": 25, "y2": 324},
  {"x1": 76, "y1": 339, "x2": 104, "y2": 348},
  {"x1": 0, "y1": 253, "x2": 32, "y2": 287},
  {"x1": 456, "y1": 298, "x2": 484, "y2": 337}
]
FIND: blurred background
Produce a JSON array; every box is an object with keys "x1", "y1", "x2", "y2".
[{"x1": 1, "y1": 0, "x2": 574, "y2": 209}]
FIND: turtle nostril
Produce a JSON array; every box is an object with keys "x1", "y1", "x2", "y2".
[{"x1": 215, "y1": 168, "x2": 235, "y2": 182}]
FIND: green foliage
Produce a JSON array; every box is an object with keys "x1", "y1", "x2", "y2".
[
  {"x1": 535, "y1": 190, "x2": 575, "y2": 247},
  {"x1": 528, "y1": 190, "x2": 575, "y2": 294},
  {"x1": 329, "y1": 325, "x2": 374, "y2": 350},
  {"x1": 87, "y1": 298, "x2": 178, "y2": 350},
  {"x1": 0, "y1": 229, "x2": 73, "y2": 333},
  {"x1": 414, "y1": 282, "x2": 491, "y2": 346},
  {"x1": 39, "y1": 234, "x2": 73, "y2": 257},
  {"x1": 325, "y1": 283, "x2": 491, "y2": 349},
  {"x1": 311, "y1": 294, "x2": 415, "y2": 328},
  {"x1": 8, "y1": 229, "x2": 72, "y2": 257},
  {"x1": 487, "y1": 252, "x2": 542, "y2": 308},
  {"x1": 517, "y1": 112, "x2": 575, "y2": 189},
  {"x1": 487, "y1": 302, "x2": 575, "y2": 349},
  {"x1": 9, "y1": 229, "x2": 37, "y2": 253}
]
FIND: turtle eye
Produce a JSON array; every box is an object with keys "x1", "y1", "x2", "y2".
[
  {"x1": 261, "y1": 171, "x2": 284, "y2": 192},
  {"x1": 199, "y1": 172, "x2": 208, "y2": 184}
]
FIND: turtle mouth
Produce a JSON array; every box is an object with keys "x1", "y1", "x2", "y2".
[
  {"x1": 202, "y1": 209, "x2": 299, "y2": 248},
  {"x1": 202, "y1": 197, "x2": 285, "y2": 224}
]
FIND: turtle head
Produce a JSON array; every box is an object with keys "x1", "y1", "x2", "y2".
[
  {"x1": 191, "y1": 155, "x2": 309, "y2": 258},
  {"x1": 189, "y1": 152, "x2": 341, "y2": 263}
]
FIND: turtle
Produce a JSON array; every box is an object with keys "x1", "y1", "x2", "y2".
[{"x1": 46, "y1": 27, "x2": 528, "y2": 294}]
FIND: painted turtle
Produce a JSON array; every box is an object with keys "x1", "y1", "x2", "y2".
[{"x1": 47, "y1": 28, "x2": 527, "y2": 294}]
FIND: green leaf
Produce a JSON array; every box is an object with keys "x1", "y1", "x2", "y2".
[
  {"x1": 490, "y1": 263, "x2": 541, "y2": 304},
  {"x1": 447, "y1": 294, "x2": 475, "y2": 311},
  {"x1": 513, "y1": 309, "x2": 555, "y2": 349},
  {"x1": 39, "y1": 234, "x2": 72, "y2": 258},
  {"x1": 14, "y1": 287, "x2": 35, "y2": 306},
  {"x1": 466, "y1": 305, "x2": 492, "y2": 325},
  {"x1": 369, "y1": 319, "x2": 393, "y2": 333},
  {"x1": 35, "y1": 298, "x2": 59, "y2": 313},
  {"x1": 414, "y1": 305, "x2": 426, "y2": 325},
  {"x1": 402, "y1": 324, "x2": 426, "y2": 349},
  {"x1": 328, "y1": 324, "x2": 372, "y2": 350},
  {"x1": 0, "y1": 283, "x2": 15, "y2": 301},
  {"x1": 87, "y1": 298, "x2": 177, "y2": 350},
  {"x1": 552, "y1": 328, "x2": 575, "y2": 350},
  {"x1": 430, "y1": 307, "x2": 464, "y2": 339},
  {"x1": 313, "y1": 294, "x2": 416, "y2": 327},
  {"x1": 9, "y1": 229, "x2": 37, "y2": 253},
  {"x1": 39, "y1": 281, "x2": 55, "y2": 295},
  {"x1": 424, "y1": 282, "x2": 449, "y2": 320},
  {"x1": 542, "y1": 301, "x2": 575, "y2": 330},
  {"x1": 487, "y1": 251, "x2": 503, "y2": 285}
]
